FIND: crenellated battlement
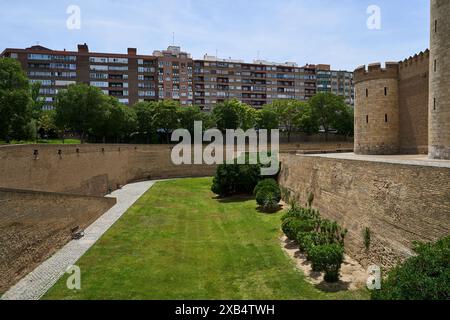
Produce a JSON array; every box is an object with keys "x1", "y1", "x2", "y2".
[
  {"x1": 399, "y1": 49, "x2": 430, "y2": 69},
  {"x1": 354, "y1": 62, "x2": 399, "y2": 84}
]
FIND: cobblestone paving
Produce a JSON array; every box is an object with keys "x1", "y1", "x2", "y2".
[{"x1": 1, "y1": 181, "x2": 157, "y2": 300}]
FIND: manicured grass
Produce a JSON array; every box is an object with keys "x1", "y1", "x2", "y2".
[{"x1": 43, "y1": 178, "x2": 368, "y2": 300}]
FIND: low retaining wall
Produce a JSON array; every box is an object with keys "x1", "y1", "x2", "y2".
[
  {"x1": 0, "y1": 143, "x2": 352, "y2": 197},
  {"x1": 0, "y1": 144, "x2": 218, "y2": 196},
  {"x1": 279, "y1": 154, "x2": 450, "y2": 270},
  {"x1": 0, "y1": 188, "x2": 116, "y2": 294}
]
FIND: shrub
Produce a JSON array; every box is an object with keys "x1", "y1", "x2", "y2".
[
  {"x1": 297, "y1": 231, "x2": 315, "y2": 253},
  {"x1": 211, "y1": 162, "x2": 261, "y2": 197},
  {"x1": 255, "y1": 179, "x2": 281, "y2": 210},
  {"x1": 282, "y1": 218, "x2": 315, "y2": 241},
  {"x1": 281, "y1": 205, "x2": 320, "y2": 222},
  {"x1": 309, "y1": 244, "x2": 345, "y2": 282},
  {"x1": 254, "y1": 179, "x2": 279, "y2": 195},
  {"x1": 261, "y1": 194, "x2": 281, "y2": 212},
  {"x1": 372, "y1": 236, "x2": 450, "y2": 300}
]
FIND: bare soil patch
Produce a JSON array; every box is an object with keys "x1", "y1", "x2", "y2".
[{"x1": 281, "y1": 236, "x2": 368, "y2": 292}]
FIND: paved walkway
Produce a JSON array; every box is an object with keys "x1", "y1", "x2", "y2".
[{"x1": 1, "y1": 181, "x2": 157, "y2": 300}]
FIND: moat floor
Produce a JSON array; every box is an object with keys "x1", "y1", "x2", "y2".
[
  {"x1": 304, "y1": 153, "x2": 450, "y2": 168},
  {"x1": 41, "y1": 178, "x2": 368, "y2": 300}
]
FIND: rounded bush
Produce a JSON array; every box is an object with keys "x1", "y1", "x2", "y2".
[
  {"x1": 308, "y1": 244, "x2": 345, "y2": 283},
  {"x1": 254, "y1": 179, "x2": 279, "y2": 195},
  {"x1": 211, "y1": 162, "x2": 261, "y2": 197},
  {"x1": 255, "y1": 179, "x2": 281, "y2": 210},
  {"x1": 282, "y1": 218, "x2": 315, "y2": 241}
]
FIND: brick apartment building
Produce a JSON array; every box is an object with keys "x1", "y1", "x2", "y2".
[
  {"x1": 316, "y1": 64, "x2": 354, "y2": 105},
  {"x1": 1, "y1": 44, "x2": 354, "y2": 111}
]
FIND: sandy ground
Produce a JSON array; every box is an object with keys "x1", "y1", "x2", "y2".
[{"x1": 281, "y1": 236, "x2": 368, "y2": 292}]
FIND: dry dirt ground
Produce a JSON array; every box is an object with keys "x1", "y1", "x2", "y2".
[{"x1": 281, "y1": 236, "x2": 368, "y2": 292}]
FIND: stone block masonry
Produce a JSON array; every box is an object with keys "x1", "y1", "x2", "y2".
[
  {"x1": 0, "y1": 144, "x2": 218, "y2": 197},
  {"x1": 279, "y1": 153, "x2": 450, "y2": 270},
  {"x1": 0, "y1": 188, "x2": 116, "y2": 294},
  {"x1": 429, "y1": 0, "x2": 450, "y2": 159}
]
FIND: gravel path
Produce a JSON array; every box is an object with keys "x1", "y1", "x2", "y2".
[{"x1": 1, "y1": 181, "x2": 157, "y2": 300}]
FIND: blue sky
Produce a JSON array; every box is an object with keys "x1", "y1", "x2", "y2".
[{"x1": 0, "y1": 0, "x2": 429, "y2": 70}]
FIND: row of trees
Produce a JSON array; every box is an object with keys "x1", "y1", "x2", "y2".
[
  {"x1": 54, "y1": 87, "x2": 354, "y2": 143},
  {"x1": 0, "y1": 57, "x2": 354, "y2": 143}
]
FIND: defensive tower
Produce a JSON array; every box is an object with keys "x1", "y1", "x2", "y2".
[
  {"x1": 429, "y1": 0, "x2": 450, "y2": 159},
  {"x1": 354, "y1": 63, "x2": 400, "y2": 155}
]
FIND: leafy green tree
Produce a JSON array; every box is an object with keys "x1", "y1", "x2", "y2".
[
  {"x1": 37, "y1": 109, "x2": 57, "y2": 138},
  {"x1": 309, "y1": 93, "x2": 350, "y2": 140},
  {"x1": 179, "y1": 105, "x2": 211, "y2": 135},
  {"x1": 256, "y1": 107, "x2": 279, "y2": 131},
  {"x1": 54, "y1": 83, "x2": 107, "y2": 143},
  {"x1": 212, "y1": 99, "x2": 241, "y2": 132},
  {"x1": 236, "y1": 102, "x2": 257, "y2": 131},
  {"x1": 0, "y1": 58, "x2": 32, "y2": 141},
  {"x1": 212, "y1": 99, "x2": 257, "y2": 132},
  {"x1": 333, "y1": 104, "x2": 354, "y2": 137},
  {"x1": 93, "y1": 96, "x2": 137, "y2": 143},
  {"x1": 265, "y1": 100, "x2": 317, "y2": 142},
  {"x1": 134, "y1": 101, "x2": 156, "y2": 143},
  {"x1": 30, "y1": 82, "x2": 45, "y2": 118},
  {"x1": 152, "y1": 100, "x2": 180, "y2": 143},
  {"x1": 294, "y1": 102, "x2": 319, "y2": 135}
]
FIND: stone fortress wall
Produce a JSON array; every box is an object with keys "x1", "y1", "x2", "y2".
[
  {"x1": 354, "y1": 62, "x2": 401, "y2": 155},
  {"x1": 354, "y1": 51, "x2": 430, "y2": 155},
  {"x1": 279, "y1": 153, "x2": 450, "y2": 270},
  {"x1": 429, "y1": 0, "x2": 450, "y2": 159},
  {"x1": 0, "y1": 188, "x2": 116, "y2": 293},
  {"x1": 354, "y1": 0, "x2": 450, "y2": 160},
  {"x1": 0, "y1": 144, "x2": 217, "y2": 197}
]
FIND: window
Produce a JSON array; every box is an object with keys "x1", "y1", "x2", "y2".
[
  {"x1": 28, "y1": 54, "x2": 52, "y2": 60},
  {"x1": 90, "y1": 73, "x2": 108, "y2": 79},
  {"x1": 53, "y1": 55, "x2": 76, "y2": 61},
  {"x1": 50, "y1": 63, "x2": 76, "y2": 70},
  {"x1": 90, "y1": 81, "x2": 109, "y2": 88},
  {"x1": 89, "y1": 57, "x2": 108, "y2": 63},
  {"x1": 434, "y1": 98, "x2": 436, "y2": 111},
  {"x1": 435, "y1": 20, "x2": 438, "y2": 33},
  {"x1": 109, "y1": 66, "x2": 128, "y2": 71},
  {"x1": 385, "y1": 114, "x2": 388, "y2": 123},
  {"x1": 384, "y1": 87, "x2": 388, "y2": 96},
  {"x1": 366, "y1": 89, "x2": 369, "y2": 97},
  {"x1": 434, "y1": 59, "x2": 437, "y2": 72},
  {"x1": 366, "y1": 115, "x2": 369, "y2": 124},
  {"x1": 90, "y1": 65, "x2": 108, "y2": 71},
  {"x1": 108, "y1": 57, "x2": 128, "y2": 64},
  {"x1": 30, "y1": 79, "x2": 53, "y2": 86},
  {"x1": 55, "y1": 80, "x2": 76, "y2": 86}
]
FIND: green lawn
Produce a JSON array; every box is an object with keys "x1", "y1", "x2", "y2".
[{"x1": 43, "y1": 178, "x2": 368, "y2": 300}]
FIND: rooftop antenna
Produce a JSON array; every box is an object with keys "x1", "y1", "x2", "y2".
[{"x1": 215, "y1": 49, "x2": 218, "y2": 58}]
